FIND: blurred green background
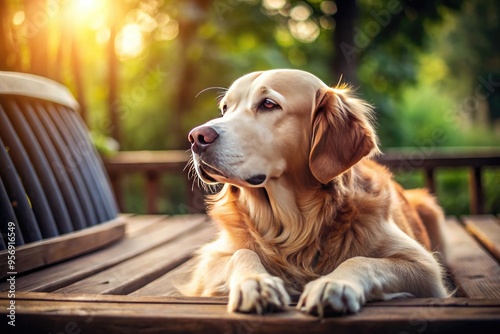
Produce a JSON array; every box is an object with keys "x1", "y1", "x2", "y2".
[{"x1": 1, "y1": 0, "x2": 499, "y2": 215}]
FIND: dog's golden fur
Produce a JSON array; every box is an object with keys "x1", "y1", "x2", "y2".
[{"x1": 185, "y1": 69, "x2": 449, "y2": 315}]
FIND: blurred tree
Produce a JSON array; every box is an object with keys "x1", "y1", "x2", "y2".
[
  {"x1": 170, "y1": 0, "x2": 212, "y2": 148},
  {"x1": 0, "y1": 0, "x2": 18, "y2": 71},
  {"x1": 24, "y1": 0, "x2": 49, "y2": 77},
  {"x1": 0, "y1": 0, "x2": 497, "y2": 148},
  {"x1": 437, "y1": 0, "x2": 500, "y2": 126},
  {"x1": 332, "y1": 0, "x2": 358, "y2": 84}
]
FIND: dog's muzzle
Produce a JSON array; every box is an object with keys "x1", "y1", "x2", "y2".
[{"x1": 188, "y1": 125, "x2": 267, "y2": 187}]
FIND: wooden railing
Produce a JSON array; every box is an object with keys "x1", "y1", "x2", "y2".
[
  {"x1": 376, "y1": 147, "x2": 500, "y2": 214},
  {"x1": 103, "y1": 150, "x2": 200, "y2": 214},
  {"x1": 103, "y1": 147, "x2": 500, "y2": 215}
]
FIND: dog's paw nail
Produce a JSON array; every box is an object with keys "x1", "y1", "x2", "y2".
[
  {"x1": 298, "y1": 278, "x2": 365, "y2": 316},
  {"x1": 229, "y1": 275, "x2": 290, "y2": 313}
]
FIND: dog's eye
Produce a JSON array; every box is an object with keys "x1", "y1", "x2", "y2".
[
  {"x1": 221, "y1": 104, "x2": 227, "y2": 115},
  {"x1": 260, "y1": 98, "x2": 280, "y2": 111}
]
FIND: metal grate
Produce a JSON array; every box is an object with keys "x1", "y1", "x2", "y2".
[{"x1": 0, "y1": 72, "x2": 118, "y2": 249}]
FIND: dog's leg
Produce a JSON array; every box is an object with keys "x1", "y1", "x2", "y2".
[
  {"x1": 227, "y1": 249, "x2": 291, "y2": 314},
  {"x1": 297, "y1": 224, "x2": 448, "y2": 317},
  {"x1": 405, "y1": 189, "x2": 449, "y2": 265}
]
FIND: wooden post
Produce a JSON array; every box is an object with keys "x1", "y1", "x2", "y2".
[
  {"x1": 424, "y1": 168, "x2": 436, "y2": 194},
  {"x1": 146, "y1": 172, "x2": 159, "y2": 214},
  {"x1": 469, "y1": 167, "x2": 484, "y2": 214},
  {"x1": 24, "y1": 0, "x2": 49, "y2": 77},
  {"x1": 109, "y1": 173, "x2": 123, "y2": 212}
]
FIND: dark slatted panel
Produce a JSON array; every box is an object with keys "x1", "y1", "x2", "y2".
[
  {"x1": 0, "y1": 179, "x2": 11, "y2": 249},
  {"x1": 35, "y1": 103, "x2": 98, "y2": 226},
  {"x1": 24, "y1": 101, "x2": 87, "y2": 230},
  {"x1": 0, "y1": 137, "x2": 30, "y2": 246},
  {"x1": 0, "y1": 176, "x2": 24, "y2": 249},
  {"x1": 46, "y1": 104, "x2": 107, "y2": 224},
  {"x1": 66, "y1": 108, "x2": 118, "y2": 218},
  {"x1": 0, "y1": 105, "x2": 57, "y2": 239},
  {"x1": 1, "y1": 72, "x2": 119, "y2": 247},
  {"x1": 4, "y1": 100, "x2": 73, "y2": 234}
]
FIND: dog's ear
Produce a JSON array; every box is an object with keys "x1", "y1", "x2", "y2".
[{"x1": 309, "y1": 87, "x2": 380, "y2": 184}]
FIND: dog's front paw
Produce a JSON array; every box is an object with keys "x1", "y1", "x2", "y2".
[
  {"x1": 297, "y1": 277, "x2": 365, "y2": 317},
  {"x1": 228, "y1": 274, "x2": 290, "y2": 314}
]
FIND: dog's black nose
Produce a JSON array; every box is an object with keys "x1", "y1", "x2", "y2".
[{"x1": 188, "y1": 126, "x2": 219, "y2": 154}]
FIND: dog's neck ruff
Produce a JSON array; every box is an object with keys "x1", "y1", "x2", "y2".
[{"x1": 206, "y1": 173, "x2": 351, "y2": 290}]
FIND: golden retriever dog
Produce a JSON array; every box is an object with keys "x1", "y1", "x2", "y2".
[{"x1": 185, "y1": 69, "x2": 449, "y2": 316}]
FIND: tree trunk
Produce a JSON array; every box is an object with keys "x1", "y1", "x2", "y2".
[
  {"x1": 170, "y1": 0, "x2": 211, "y2": 149},
  {"x1": 0, "y1": 0, "x2": 11, "y2": 70},
  {"x1": 108, "y1": 20, "x2": 120, "y2": 143},
  {"x1": 70, "y1": 33, "x2": 88, "y2": 126},
  {"x1": 24, "y1": 0, "x2": 49, "y2": 77},
  {"x1": 332, "y1": 0, "x2": 359, "y2": 86}
]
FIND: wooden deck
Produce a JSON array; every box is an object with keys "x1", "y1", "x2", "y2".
[
  {"x1": 103, "y1": 147, "x2": 500, "y2": 215},
  {"x1": 1, "y1": 214, "x2": 499, "y2": 333}
]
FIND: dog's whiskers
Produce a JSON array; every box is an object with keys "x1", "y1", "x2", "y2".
[
  {"x1": 185, "y1": 156, "x2": 220, "y2": 193},
  {"x1": 195, "y1": 86, "x2": 228, "y2": 100}
]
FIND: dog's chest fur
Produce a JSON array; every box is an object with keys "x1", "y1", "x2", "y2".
[{"x1": 210, "y1": 178, "x2": 390, "y2": 294}]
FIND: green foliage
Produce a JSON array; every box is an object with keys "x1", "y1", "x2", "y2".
[
  {"x1": 90, "y1": 131, "x2": 119, "y2": 157},
  {"x1": 109, "y1": 0, "x2": 497, "y2": 215},
  {"x1": 2, "y1": 0, "x2": 498, "y2": 215}
]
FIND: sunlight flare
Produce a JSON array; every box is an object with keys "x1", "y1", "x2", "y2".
[
  {"x1": 115, "y1": 23, "x2": 144, "y2": 59},
  {"x1": 12, "y1": 11, "x2": 25, "y2": 26}
]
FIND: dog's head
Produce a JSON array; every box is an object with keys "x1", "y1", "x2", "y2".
[{"x1": 188, "y1": 69, "x2": 379, "y2": 188}]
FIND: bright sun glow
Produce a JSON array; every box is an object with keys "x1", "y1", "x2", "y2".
[
  {"x1": 263, "y1": 0, "x2": 287, "y2": 10},
  {"x1": 115, "y1": 23, "x2": 144, "y2": 59},
  {"x1": 12, "y1": 11, "x2": 25, "y2": 25},
  {"x1": 288, "y1": 19, "x2": 320, "y2": 43},
  {"x1": 67, "y1": 0, "x2": 106, "y2": 25},
  {"x1": 71, "y1": 0, "x2": 100, "y2": 15}
]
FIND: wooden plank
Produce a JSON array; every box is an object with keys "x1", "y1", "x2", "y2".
[
  {"x1": 130, "y1": 258, "x2": 197, "y2": 296},
  {"x1": 1, "y1": 292, "x2": 228, "y2": 305},
  {"x1": 54, "y1": 223, "x2": 216, "y2": 295},
  {"x1": 377, "y1": 147, "x2": 500, "y2": 170},
  {"x1": 0, "y1": 215, "x2": 208, "y2": 292},
  {"x1": 103, "y1": 150, "x2": 190, "y2": 173},
  {"x1": 0, "y1": 217, "x2": 126, "y2": 279},
  {"x1": 1, "y1": 296, "x2": 499, "y2": 334},
  {"x1": 462, "y1": 215, "x2": 500, "y2": 262},
  {"x1": 5, "y1": 292, "x2": 500, "y2": 307},
  {"x1": 123, "y1": 214, "x2": 166, "y2": 237},
  {"x1": 444, "y1": 217, "x2": 500, "y2": 298}
]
